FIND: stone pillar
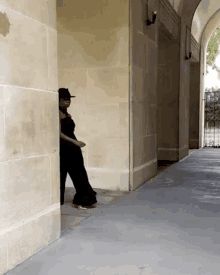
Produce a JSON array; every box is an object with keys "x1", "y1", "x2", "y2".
[
  {"x1": 0, "y1": 1, "x2": 60, "y2": 274},
  {"x1": 199, "y1": 43, "x2": 206, "y2": 148},
  {"x1": 189, "y1": 62, "x2": 200, "y2": 149},
  {"x1": 156, "y1": 0, "x2": 181, "y2": 161},
  {"x1": 157, "y1": 34, "x2": 180, "y2": 161},
  {"x1": 129, "y1": 0, "x2": 159, "y2": 190},
  {"x1": 178, "y1": 18, "x2": 190, "y2": 159},
  {"x1": 57, "y1": 0, "x2": 130, "y2": 191}
]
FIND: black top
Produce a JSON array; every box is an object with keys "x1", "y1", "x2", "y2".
[{"x1": 59, "y1": 108, "x2": 77, "y2": 145}]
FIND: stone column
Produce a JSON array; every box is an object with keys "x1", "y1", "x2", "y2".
[
  {"x1": 157, "y1": 34, "x2": 180, "y2": 161},
  {"x1": 189, "y1": 62, "x2": 200, "y2": 149},
  {"x1": 178, "y1": 18, "x2": 190, "y2": 159},
  {"x1": 156, "y1": 0, "x2": 181, "y2": 161},
  {"x1": 0, "y1": 1, "x2": 60, "y2": 274},
  {"x1": 199, "y1": 43, "x2": 206, "y2": 148},
  {"x1": 129, "y1": 0, "x2": 159, "y2": 190}
]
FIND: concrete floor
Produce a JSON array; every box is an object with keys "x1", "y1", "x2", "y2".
[{"x1": 5, "y1": 148, "x2": 220, "y2": 275}]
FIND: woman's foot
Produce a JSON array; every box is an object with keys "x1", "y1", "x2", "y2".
[{"x1": 78, "y1": 205, "x2": 87, "y2": 210}]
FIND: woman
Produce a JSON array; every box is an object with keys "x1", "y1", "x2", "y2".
[{"x1": 59, "y1": 88, "x2": 97, "y2": 209}]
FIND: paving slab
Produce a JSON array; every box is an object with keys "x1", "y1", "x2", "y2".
[{"x1": 5, "y1": 148, "x2": 220, "y2": 275}]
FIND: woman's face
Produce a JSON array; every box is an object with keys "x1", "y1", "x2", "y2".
[{"x1": 59, "y1": 98, "x2": 71, "y2": 109}]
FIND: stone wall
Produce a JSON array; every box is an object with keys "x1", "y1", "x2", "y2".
[
  {"x1": 157, "y1": 0, "x2": 181, "y2": 161},
  {"x1": 129, "y1": 0, "x2": 159, "y2": 190},
  {"x1": 157, "y1": 36, "x2": 180, "y2": 160},
  {"x1": 0, "y1": 1, "x2": 60, "y2": 274},
  {"x1": 57, "y1": 0, "x2": 130, "y2": 191}
]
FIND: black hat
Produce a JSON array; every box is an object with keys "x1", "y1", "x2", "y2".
[{"x1": 58, "y1": 88, "x2": 75, "y2": 100}]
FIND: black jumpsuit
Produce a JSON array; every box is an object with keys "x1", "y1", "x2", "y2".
[{"x1": 59, "y1": 108, "x2": 97, "y2": 206}]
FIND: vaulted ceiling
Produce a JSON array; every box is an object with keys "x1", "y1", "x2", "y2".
[
  {"x1": 191, "y1": 0, "x2": 220, "y2": 43},
  {"x1": 168, "y1": 1, "x2": 220, "y2": 44}
]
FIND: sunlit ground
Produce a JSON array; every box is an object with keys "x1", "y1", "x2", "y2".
[{"x1": 204, "y1": 127, "x2": 220, "y2": 147}]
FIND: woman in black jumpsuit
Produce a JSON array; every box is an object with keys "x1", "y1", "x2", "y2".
[{"x1": 59, "y1": 88, "x2": 97, "y2": 208}]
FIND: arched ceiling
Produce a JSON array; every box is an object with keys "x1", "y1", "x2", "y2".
[
  {"x1": 168, "y1": 1, "x2": 220, "y2": 45},
  {"x1": 191, "y1": 0, "x2": 220, "y2": 43},
  {"x1": 200, "y1": 9, "x2": 220, "y2": 50},
  {"x1": 167, "y1": 0, "x2": 200, "y2": 25}
]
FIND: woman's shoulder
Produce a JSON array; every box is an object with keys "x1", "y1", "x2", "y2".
[
  {"x1": 59, "y1": 110, "x2": 66, "y2": 119},
  {"x1": 59, "y1": 110, "x2": 72, "y2": 119}
]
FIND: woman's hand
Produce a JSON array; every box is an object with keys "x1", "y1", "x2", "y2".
[{"x1": 74, "y1": 141, "x2": 86, "y2": 147}]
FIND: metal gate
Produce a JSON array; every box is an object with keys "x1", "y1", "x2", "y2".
[{"x1": 204, "y1": 90, "x2": 220, "y2": 147}]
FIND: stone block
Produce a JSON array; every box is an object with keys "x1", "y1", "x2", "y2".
[
  {"x1": 157, "y1": 148, "x2": 179, "y2": 161},
  {"x1": 87, "y1": 168, "x2": 129, "y2": 191},
  {"x1": 0, "y1": 6, "x2": 48, "y2": 89},
  {"x1": 48, "y1": 28, "x2": 58, "y2": 92},
  {"x1": 133, "y1": 101, "x2": 146, "y2": 139},
  {"x1": 132, "y1": 159, "x2": 157, "y2": 190},
  {"x1": 144, "y1": 70, "x2": 157, "y2": 105},
  {"x1": 7, "y1": 221, "x2": 33, "y2": 271},
  {"x1": 87, "y1": 137, "x2": 129, "y2": 169},
  {"x1": 75, "y1": 104, "x2": 121, "y2": 139},
  {"x1": 132, "y1": 65, "x2": 145, "y2": 103},
  {"x1": 0, "y1": 156, "x2": 51, "y2": 230},
  {"x1": 0, "y1": 0, "x2": 57, "y2": 29},
  {"x1": 0, "y1": 231, "x2": 8, "y2": 274},
  {"x1": 31, "y1": 208, "x2": 60, "y2": 255},
  {"x1": 119, "y1": 102, "x2": 129, "y2": 139},
  {"x1": 58, "y1": 68, "x2": 88, "y2": 103},
  {"x1": 133, "y1": 134, "x2": 156, "y2": 168},
  {"x1": 3, "y1": 87, "x2": 59, "y2": 160},
  {"x1": 57, "y1": 26, "x2": 129, "y2": 68},
  {"x1": 48, "y1": 208, "x2": 61, "y2": 242},
  {"x1": 57, "y1": 0, "x2": 129, "y2": 68},
  {"x1": 0, "y1": 87, "x2": 4, "y2": 162},
  {"x1": 50, "y1": 153, "x2": 60, "y2": 204},
  {"x1": 86, "y1": 67, "x2": 129, "y2": 104}
]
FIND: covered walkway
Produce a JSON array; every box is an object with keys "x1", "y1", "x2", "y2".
[{"x1": 6, "y1": 149, "x2": 220, "y2": 275}]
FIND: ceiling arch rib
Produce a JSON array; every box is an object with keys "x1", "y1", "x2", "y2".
[
  {"x1": 200, "y1": 9, "x2": 220, "y2": 50},
  {"x1": 192, "y1": 0, "x2": 220, "y2": 43},
  {"x1": 166, "y1": 0, "x2": 201, "y2": 25}
]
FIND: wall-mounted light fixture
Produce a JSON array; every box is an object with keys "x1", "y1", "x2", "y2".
[
  {"x1": 186, "y1": 52, "x2": 192, "y2": 60},
  {"x1": 185, "y1": 26, "x2": 192, "y2": 60},
  {"x1": 146, "y1": 10, "x2": 157, "y2": 26},
  {"x1": 146, "y1": 0, "x2": 157, "y2": 26}
]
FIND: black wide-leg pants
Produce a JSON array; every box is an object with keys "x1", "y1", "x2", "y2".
[{"x1": 60, "y1": 143, "x2": 96, "y2": 205}]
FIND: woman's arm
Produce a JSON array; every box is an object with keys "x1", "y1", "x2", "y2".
[
  {"x1": 59, "y1": 117, "x2": 78, "y2": 145},
  {"x1": 59, "y1": 117, "x2": 85, "y2": 147},
  {"x1": 60, "y1": 132, "x2": 79, "y2": 145}
]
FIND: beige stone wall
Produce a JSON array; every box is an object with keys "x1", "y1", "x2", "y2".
[
  {"x1": 157, "y1": 0, "x2": 190, "y2": 160},
  {"x1": 157, "y1": 35, "x2": 180, "y2": 161},
  {"x1": 0, "y1": 1, "x2": 60, "y2": 274},
  {"x1": 129, "y1": 0, "x2": 159, "y2": 190},
  {"x1": 57, "y1": 0, "x2": 130, "y2": 191}
]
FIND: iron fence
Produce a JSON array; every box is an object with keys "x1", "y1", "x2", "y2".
[{"x1": 204, "y1": 91, "x2": 220, "y2": 147}]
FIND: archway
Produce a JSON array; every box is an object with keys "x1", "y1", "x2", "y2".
[{"x1": 191, "y1": 2, "x2": 220, "y2": 148}]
